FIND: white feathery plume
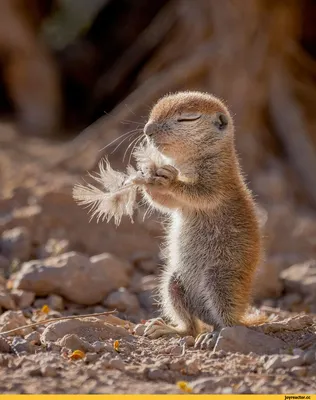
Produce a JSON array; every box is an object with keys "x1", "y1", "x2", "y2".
[
  {"x1": 73, "y1": 143, "x2": 165, "y2": 226},
  {"x1": 73, "y1": 158, "x2": 138, "y2": 226}
]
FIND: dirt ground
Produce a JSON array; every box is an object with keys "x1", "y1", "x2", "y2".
[{"x1": 1, "y1": 123, "x2": 316, "y2": 394}]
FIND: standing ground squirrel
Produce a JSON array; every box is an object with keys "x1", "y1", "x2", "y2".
[{"x1": 133, "y1": 91, "x2": 266, "y2": 349}]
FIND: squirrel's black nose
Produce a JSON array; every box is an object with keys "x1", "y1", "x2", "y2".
[{"x1": 144, "y1": 122, "x2": 156, "y2": 137}]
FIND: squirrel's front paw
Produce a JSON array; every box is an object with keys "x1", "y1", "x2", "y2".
[
  {"x1": 152, "y1": 165, "x2": 179, "y2": 186},
  {"x1": 132, "y1": 165, "x2": 178, "y2": 187}
]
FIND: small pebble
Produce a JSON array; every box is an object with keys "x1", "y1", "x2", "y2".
[
  {"x1": 133, "y1": 324, "x2": 146, "y2": 336},
  {"x1": 41, "y1": 365, "x2": 57, "y2": 377},
  {"x1": 25, "y1": 331, "x2": 41, "y2": 345},
  {"x1": 46, "y1": 342, "x2": 60, "y2": 353},
  {"x1": 92, "y1": 341, "x2": 112, "y2": 353},
  {"x1": 307, "y1": 363, "x2": 316, "y2": 377},
  {"x1": 216, "y1": 350, "x2": 227, "y2": 359},
  {"x1": 170, "y1": 345, "x2": 183, "y2": 356},
  {"x1": 291, "y1": 366, "x2": 307, "y2": 377},
  {"x1": 169, "y1": 358, "x2": 185, "y2": 371},
  {"x1": 303, "y1": 350, "x2": 316, "y2": 365},
  {"x1": 293, "y1": 348, "x2": 304, "y2": 357},
  {"x1": 109, "y1": 357, "x2": 125, "y2": 371},
  {"x1": 29, "y1": 367, "x2": 42, "y2": 377},
  {"x1": 147, "y1": 368, "x2": 169, "y2": 381},
  {"x1": 179, "y1": 336, "x2": 195, "y2": 347},
  {"x1": 85, "y1": 352, "x2": 99, "y2": 363},
  {"x1": 185, "y1": 359, "x2": 200, "y2": 375},
  {"x1": 86, "y1": 367, "x2": 98, "y2": 378},
  {"x1": 143, "y1": 357, "x2": 154, "y2": 364}
]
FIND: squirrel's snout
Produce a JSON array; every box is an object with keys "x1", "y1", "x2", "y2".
[{"x1": 144, "y1": 122, "x2": 157, "y2": 137}]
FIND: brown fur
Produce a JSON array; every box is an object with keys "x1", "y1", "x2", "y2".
[{"x1": 135, "y1": 91, "x2": 266, "y2": 339}]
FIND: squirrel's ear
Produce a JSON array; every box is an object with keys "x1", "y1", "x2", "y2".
[{"x1": 213, "y1": 113, "x2": 228, "y2": 131}]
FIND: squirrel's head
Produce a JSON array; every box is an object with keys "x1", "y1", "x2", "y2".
[{"x1": 144, "y1": 91, "x2": 234, "y2": 161}]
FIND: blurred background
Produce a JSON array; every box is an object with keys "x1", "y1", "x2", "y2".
[{"x1": 1, "y1": 0, "x2": 316, "y2": 321}]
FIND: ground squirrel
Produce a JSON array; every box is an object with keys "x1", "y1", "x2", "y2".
[{"x1": 133, "y1": 91, "x2": 266, "y2": 349}]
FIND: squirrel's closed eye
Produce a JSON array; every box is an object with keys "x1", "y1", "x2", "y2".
[{"x1": 177, "y1": 114, "x2": 201, "y2": 122}]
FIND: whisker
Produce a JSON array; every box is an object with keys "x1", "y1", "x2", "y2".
[
  {"x1": 128, "y1": 134, "x2": 146, "y2": 165},
  {"x1": 120, "y1": 119, "x2": 143, "y2": 125},
  {"x1": 99, "y1": 128, "x2": 140, "y2": 152},
  {"x1": 123, "y1": 133, "x2": 144, "y2": 163},
  {"x1": 111, "y1": 129, "x2": 140, "y2": 155},
  {"x1": 124, "y1": 103, "x2": 137, "y2": 117}
]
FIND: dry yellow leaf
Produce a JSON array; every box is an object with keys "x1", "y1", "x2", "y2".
[
  {"x1": 69, "y1": 350, "x2": 85, "y2": 360},
  {"x1": 41, "y1": 305, "x2": 50, "y2": 314},
  {"x1": 113, "y1": 340, "x2": 120, "y2": 352},
  {"x1": 177, "y1": 381, "x2": 193, "y2": 393}
]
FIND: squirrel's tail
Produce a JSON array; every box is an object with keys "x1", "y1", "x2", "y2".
[{"x1": 240, "y1": 309, "x2": 268, "y2": 326}]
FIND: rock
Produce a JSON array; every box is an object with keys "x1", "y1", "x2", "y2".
[
  {"x1": 307, "y1": 364, "x2": 316, "y2": 377},
  {"x1": 291, "y1": 366, "x2": 307, "y2": 377},
  {"x1": 179, "y1": 336, "x2": 195, "y2": 347},
  {"x1": 10, "y1": 290, "x2": 35, "y2": 309},
  {"x1": 37, "y1": 238, "x2": 69, "y2": 259},
  {"x1": 133, "y1": 324, "x2": 146, "y2": 336},
  {"x1": 47, "y1": 294, "x2": 64, "y2": 311},
  {"x1": 41, "y1": 365, "x2": 57, "y2": 377},
  {"x1": 191, "y1": 376, "x2": 234, "y2": 393},
  {"x1": 33, "y1": 296, "x2": 64, "y2": 311},
  {"x1": 253, "y1": 257, "x2": 284, "y2": 300},
  {"x1": 293, "y1": 348, "x2": 304, "y2": 357},
  {"x1": 281, "y1": 260, "x2": 316, "y2": 298},
  {"x1": 92, "y1": 341, "x2": 112, "y2": 353},
  {"x1": 147, "y1": 368, "x2": 170, "y2": 381},
  {"x1": 57, "y1": 334, "x2": 95, "y2": 352},
  {"x1": 86, "y1": 367, "x2": 98, "y2": 378},
  {"x1": 84, "y1": 352, "x2": 99, "y2": 363},
  {"x1": 0, "y1": 290, "x2": 16, "y2": 310},
  {"x1": 138, "y1": 290, "x2": 156, "y2": 314},
  {"x1": 263, "y1": 315, "x2": 314, "y2": 333},
  {"x1": 90, "y1": 253, "x2": 132, "y2": 275},
  {"x1": 109, "y1": 357, "x2": 125, "y2": 371},
  {"x1": 40, "y1": 317, "x2": 129, "y2": 345},
  {"x1": 104, "y1": 288, "x2": 140, "y2": 313},
  {"x1": 93, "y1": 305, "x2": 107, "y2": 314},
  {"x1": 25, "y1": 331, "x2": 41, "y2": 345},
  {"x1": 169, "y1": 358, "x2": 185, "y2": 371},
  {"x1": 265, "y1": 354, "x2": 304, "y2": 369},
  {"x1": 0, "y1": 310, "x2": 32, "y2": 336},
  {"x1": 303, "y1": 350, "x2": 316, "y2": 365},
  {"x1": 129, "y1": 272, "x2": 144, "y2": 293},
  {"x1": 29, "y1": 367, "x2": 42, "y2": 377},
  {"x1": 13, "y1": 252, "x2": 130, "y2": 305},
  {"x1": 46, "y1": 342, "x2": 61, "y2": 353},
  {"x1": 185, "y1": 359, "x2": 200, "y2": 375},
  {"x1": 170, "y1": 345, "x2": 183, "y2": 356},
  {"x1": 1, "y1": 227, "x2": 31, "y2": 261},
  {"x1": 0, "y1": 336, "x2": 11, "y2": 353},
  {"x1": 214, "y1": 326, "x2": 286, "y2": 355},
  {"x1": 142, "y1": 357, "x2": 154, "y2": 365},
  {"x1": 131, "y1": 252, "x2": 158, "y2": 274},
  {"x1": 11, "y1": 337, "x2": 35, "y2": 354}
]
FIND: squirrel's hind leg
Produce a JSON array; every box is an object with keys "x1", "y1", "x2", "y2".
[
  {"x1": 143, "y1": 318, "x2": 188, "y2": 339},
  {"x1": 150, "y1": 271, "x2": 199, "y2": 339}
]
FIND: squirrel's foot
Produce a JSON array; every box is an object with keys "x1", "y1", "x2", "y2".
[
  {"x1": 143, "y1": 317, "x2": 182, "y2": 339},
  {"x1": 194, "y1": 330, "x2": 220, "y2": 350}
]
